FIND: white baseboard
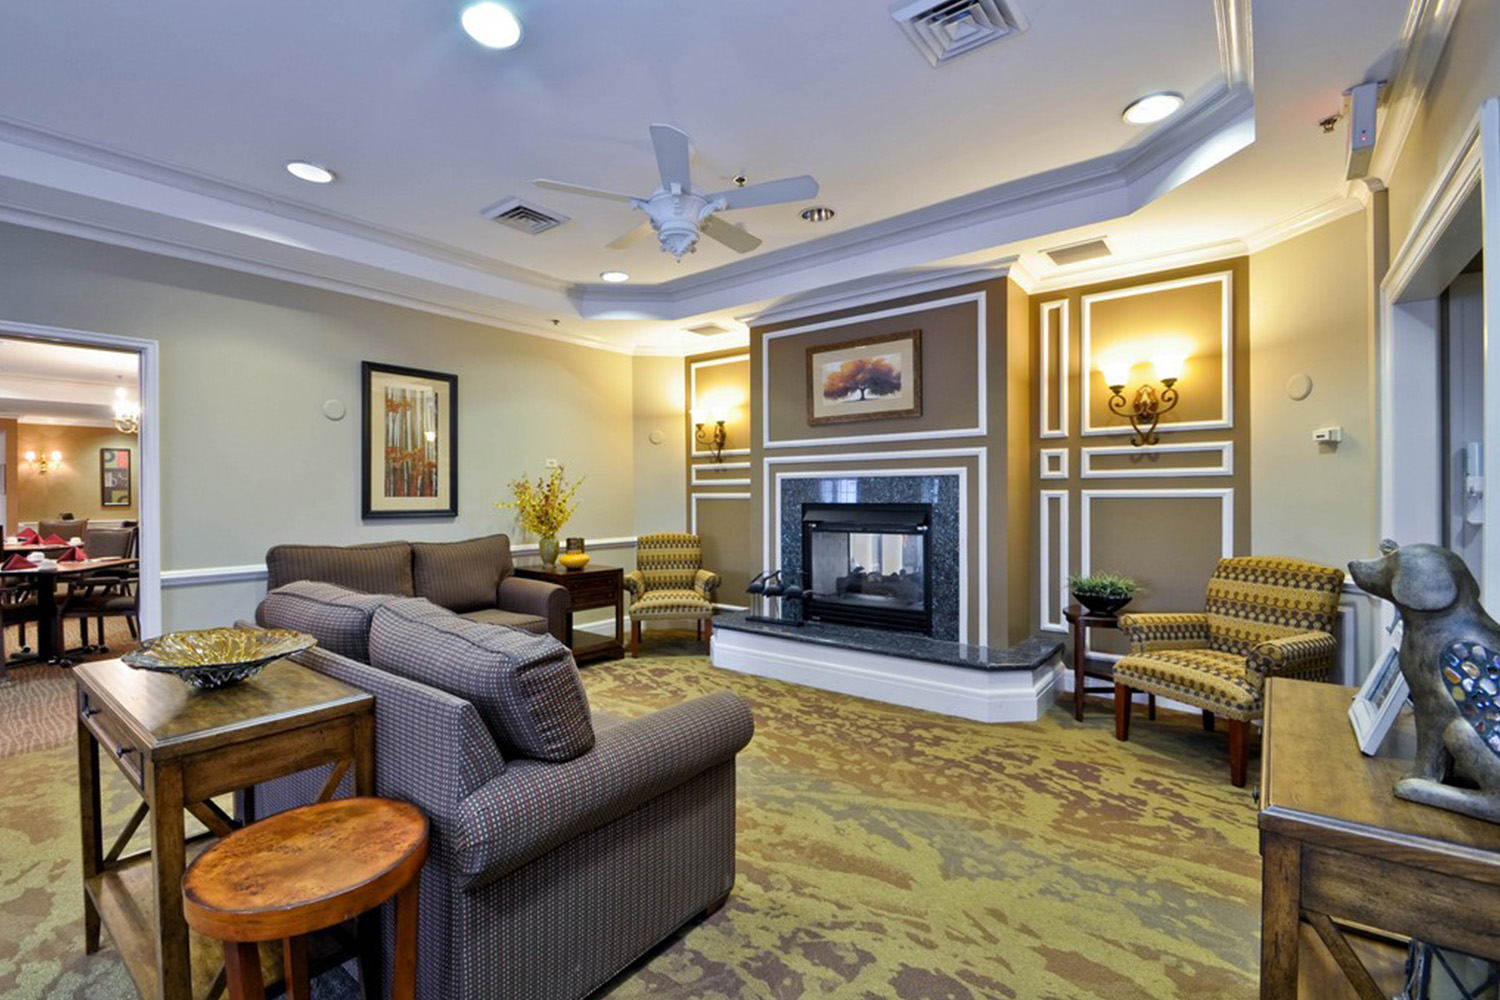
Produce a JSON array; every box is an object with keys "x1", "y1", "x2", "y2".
[{"x1": 710, "y1": 627, "x2": 1062, "y2": 724}]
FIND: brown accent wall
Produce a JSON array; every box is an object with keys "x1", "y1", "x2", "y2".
[
  {"x1": 17, "y1": 424, "x2": 140, "y2": 523},
  {"x1": 684, "y1": 349, "x2": 754, "y2": 603},
  {"x1": 745, "y1": 276, "x2": 1033, "y2": 646},
  {"x1": 1031, "y1": 259, "x2": 1252, "y2": 651}
]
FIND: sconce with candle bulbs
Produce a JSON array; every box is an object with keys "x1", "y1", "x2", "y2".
[
  {"x1": 24, "y1": 449, "x2": 63, "y2": 474},
  {"x1": 692, "y1": 404, "x2": 729, "y2": 462},
  {"x1": 1100, "y1": 351, "x2": 1189, "y2": 447}
]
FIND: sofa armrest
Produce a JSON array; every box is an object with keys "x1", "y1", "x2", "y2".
[
  {"x1": 454, "y1": 691, "x2": 754, "y2": 890},
  {"x1": 623, "y1": 570, "x2": 645, "y2": 597},
  {"x1": 693, "y1": 568, "x2": 721, "y2": 601},
  {"x1": 497, "y1": 575, "x2": 567, "y2": 643},
  {"x1": 1246, "y1": 631, "x2": 1338, "y2": 691},
  {"x1": 1116, "y1": 612, "x2": 1210, "y2": 652}
]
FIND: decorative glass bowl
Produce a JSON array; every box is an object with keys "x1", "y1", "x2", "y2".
[{"x1": 123, "y1": 628, "x2": 317, "y2": 689}]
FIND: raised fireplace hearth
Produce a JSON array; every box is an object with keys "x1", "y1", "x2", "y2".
[{"x1": 801, "y1": 503, "x2": 933, "y2": 635}]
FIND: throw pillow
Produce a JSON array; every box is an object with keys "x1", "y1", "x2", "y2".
[
  {"x1": 369, "y1": 598, "x2": 594, "y2": 761},
  {"x1": 256, "y1": 581, "x2": 398, "y2": 663}
]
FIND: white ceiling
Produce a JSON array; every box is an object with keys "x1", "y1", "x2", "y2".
[
  {"x1": 0, "y1": 338, "x2": 140, "y2": 425},
  {"x1": 0, "y1": 0, "x2": 1416, "y2": 351}
]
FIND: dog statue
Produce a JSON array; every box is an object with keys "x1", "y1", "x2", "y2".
[{"x1": 1349, "y1": 540, "x2": 1500, "y2": 823}]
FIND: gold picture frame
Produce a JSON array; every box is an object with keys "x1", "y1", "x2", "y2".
[{"x1": 806, "y1": 330, "x2": 922, "y2": 426}]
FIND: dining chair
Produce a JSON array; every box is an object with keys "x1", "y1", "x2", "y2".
[
  {"x1": 0, "y1": 583, "x2": 44, "y2": 683},
  {"x1": 62, "y1": 563, "x2": 139, "y2": 653},
  {"x1": 40, "y1": 517, "x2": 88, "y2": 542}
]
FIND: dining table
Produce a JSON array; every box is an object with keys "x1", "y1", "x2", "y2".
[{"x1": 0, "y1": 557, "x2": 137, "y2": 664}]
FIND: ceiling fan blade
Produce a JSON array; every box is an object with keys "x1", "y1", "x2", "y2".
[
  {"x1": 709, "y1": 175, "x2": 820, "y2": 210},
  {"x1": 649, "y1": 123, "x2": 693, "y2": 191},
  {"x1": 701, "y1": 214, "x2": 763, "y2": 254},
  {"x1": 606, "y1": 221, "x2": 654, "y2": 250},
  {"x1": 534, "y1": 178, "x2": 639, "y2": 203}
]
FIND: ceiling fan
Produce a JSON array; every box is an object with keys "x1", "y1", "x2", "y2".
[{"x1": 535, "y1": 124, "x2": 819, "y2": 262}]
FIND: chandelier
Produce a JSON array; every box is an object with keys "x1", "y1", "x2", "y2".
[{"x1": 113, "y1": 386, "x2": 140, "y2": 435}]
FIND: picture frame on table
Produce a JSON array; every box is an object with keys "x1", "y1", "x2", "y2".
[
  {"x1": 806, "y1": 330, "x2": 922, "y2": 426},
  {"x1": 1349, "y1": 617, "x2": 1410, "y2": 755},
  {"x1": 100, "y1": 447, "x2": 132, "y2": 507},
  {"x1": 361, "y1": 361, "x2": 458, "y2": 519}
]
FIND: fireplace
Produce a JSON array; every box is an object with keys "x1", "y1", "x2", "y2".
[{"x1": 801, "y1": 503, "x2": 933, "y2": 634}]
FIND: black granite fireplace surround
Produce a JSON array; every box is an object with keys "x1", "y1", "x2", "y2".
[
  {"x1": 778, "y1": 474, "x2": 962, "y2": 641},
  {"x1": 802, "y1": 503, "x2": 933, "y2": 634}
]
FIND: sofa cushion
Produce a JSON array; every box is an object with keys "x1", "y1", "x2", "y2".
[
  {"x1": 265, "y1": 541, "x2": 414, "y2": 596},
  {"x1": 459, "y1": 607, "x2": 549, "y2": 635},
  {"x1": 412, "y1": 535, "x2": 513, "y2": 613},
  {"x1": 257, "y1": 581, "x2": 399, "y2": 663},
  {"x1": 369, "y1": 598, "x2": 594, "y2": 761}
]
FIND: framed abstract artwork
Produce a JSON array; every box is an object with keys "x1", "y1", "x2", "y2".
[
  {"x1": 99, "y1": 447, "x2": 132, "y2": 507},
  {"x1": 806, "y1": 330, "x2": 922, "y2": 425},
  {"x1": 361, "y1": 361, "x2": 458, "y2": 519},
  {"x1": 1349, "y1": 618, "x2": 1410, "y2": 755}
]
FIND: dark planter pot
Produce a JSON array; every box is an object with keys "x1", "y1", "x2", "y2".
[{"x1": 1073, "y1": 592, "x2": 1132, "y2": 616}]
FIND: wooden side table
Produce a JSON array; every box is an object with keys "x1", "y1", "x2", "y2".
[
  {"x1": 514, "y1": 563, "x2": 624, "y2": 663},
  {"x1": 1063, "y1": 604, "x2": 1153, "y2": 722},
  {"x1": 1259, "y1": 678, "x2": 1500, "y2": 999},
  {"x1": 75, "y1": 657, "x2": 374, "y2": 1000}
]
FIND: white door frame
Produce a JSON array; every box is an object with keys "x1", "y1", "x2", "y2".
[
  {"x1": 0, "y1": 320, "x2": 162, "y2": 637},
  {"x1": 1379, "y1": 102, "x2": 1499, "y2": 598}
]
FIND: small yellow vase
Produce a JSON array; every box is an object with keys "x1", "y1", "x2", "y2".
[{"x1": 559, "y1": 551, "x2": 591, "y2": 571}]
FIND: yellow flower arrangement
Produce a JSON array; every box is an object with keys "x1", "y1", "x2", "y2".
[{"x1": 496, "y1": 466, "x2": 583, "y2": 538}]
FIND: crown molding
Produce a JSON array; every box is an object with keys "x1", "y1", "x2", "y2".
[
  {"x1": 1361, "y1": 0, "x2": 1464, "y2": 189},
  {"x1": 1026, "y1": 240, "x2": 1246, "y2": 294},
  {"x1": 1244, "y1": 195, "x2": 1366, "y2": 252},
  {"x1": 740, "y1": 256, "x2": 1015, "y2": 328}
]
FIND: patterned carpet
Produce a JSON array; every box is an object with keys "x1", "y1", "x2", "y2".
[{"x1": 0, "y1": 630, "x2": 1269, "y2": 999}]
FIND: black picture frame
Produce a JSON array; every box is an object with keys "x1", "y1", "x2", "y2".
[
  {"x1": 361, "y1": 361, "x2": 458, "y2": 519},
  {"x1": 100, "y1": 447, "x2": 132, "y2": 507}
]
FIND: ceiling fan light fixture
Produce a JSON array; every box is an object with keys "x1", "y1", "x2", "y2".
[
  {"x1": 1122, "y1": 92, "x2": 1184, "y2": 125},
  {"x1": 461, "y1": 2, "x2": 522, "y2": 49},
  {"x1": 599, "y1": 270, "x2": 630, "y2": 283},
  {"x1": 285, "y1": 161, "x2": 336, "y2": 184},
  {"x1": 800, "y1": 206, "x2": 836, "y2": 223}
]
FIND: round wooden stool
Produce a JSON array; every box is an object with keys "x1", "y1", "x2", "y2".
[{"x1": 182, "y1": 797, "x2": 428, "y2": 1000}]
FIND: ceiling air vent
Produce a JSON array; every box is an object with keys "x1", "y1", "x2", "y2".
[
  {"x1": 1043, "y1": 238, "x2": 1112, "y2": 267},
  {"x1": 890, "y1": 0, "x2": 1028, "y2": 67},
  {"x1": 482, "y1": 197, "x2": 569, "y2": 235},
  {"x1": 684, "y1": 322, "x2": 734, "y2": 337}
]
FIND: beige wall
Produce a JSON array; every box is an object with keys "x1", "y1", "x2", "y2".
[
  {"x1": 631, "y1": 355, "x2": 687, "y2": 537},
  {"x1": 1248, "y1": 209, "x2": 1376, "y2": 565},
  {"x1": 0, "y1": 223, "x2": 638, "y2": 630},
  {"x1": 17, "y1": 424, "x2": 140, "y2": 523},
  {"x1": 1387, "y1": 0, "x2": 1500, "y2": 255}
]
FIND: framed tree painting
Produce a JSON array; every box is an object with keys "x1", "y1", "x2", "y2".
[
  {"x1": 100, "y1": 448, "x2": 132, "y2": 507},
  {"x1": 361, "y1": 361, "x2": 458, "y2": 519},
  {"x1": 806, "y1": 330, "x2": 922, "y2": 425}
]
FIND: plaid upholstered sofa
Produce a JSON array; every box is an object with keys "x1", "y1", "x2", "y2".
[
  {"x1": 252, "y1": 581, "x2": 755, "y2": 1000},
  {"x1": 265, "y1": 534, "x2": 568, "y2": 642}
]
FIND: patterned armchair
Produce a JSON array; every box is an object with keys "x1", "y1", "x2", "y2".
[
  {"x1": 625, "y1": 533, "x2": 721, "y2": 656},
  {"x1": 1112, "y1": 556, "x2": 1344, "y2": 787}
]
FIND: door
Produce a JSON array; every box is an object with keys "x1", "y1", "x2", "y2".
[{"x1": 1444, "y1": 270, "x2": 1484, "y2": 578}]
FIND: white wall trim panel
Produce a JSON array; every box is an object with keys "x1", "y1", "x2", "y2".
[
  {"x1": 1038, "y1": 490, "x2": 1070, "y2": 633},
  {"x1": 1080, "y1": 441, "x2": 1234, "y2": 478},
  {"x1": 1039, "y1": 448, "x2": 1069, "y2": 480},
  {"x1": 691, "y1": 461, "x2": 751, "y2": 487},
  {"x1": 1079, "y1": 270, "x2": 1234, "y2": 437},
  {"x1": 761, "y1": 292, "x2": 987, "y2": 450},
  {"x1": 1079, "y1": 488, "x2": 1236, "y2": 578},
  {"x1": 1039, "y1": 299, "x2": 1070, "y2": 439},
  {"x1": 690, "y1": 493, "x2": 750, "y2": 535}
]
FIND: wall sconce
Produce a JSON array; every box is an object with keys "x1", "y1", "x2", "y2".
[
  {"x1": 113, "y1": 386, "x2": 141, "y2": 435},
  {"x1": 1100, "y1": 353, "x2": 1187, "y2": 447},
  {"x1": 693, "y1": 407, "x2": 728, "y2": 462},
  {"x1": 24, "y1": 449, "x2": 62, "y2": 474}
]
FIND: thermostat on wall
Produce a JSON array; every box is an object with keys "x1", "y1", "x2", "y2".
[{"x1": 1313, "y1": 426, "x2": 1343, "y2": 444}]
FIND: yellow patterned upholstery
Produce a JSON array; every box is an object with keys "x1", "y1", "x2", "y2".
[
  {"x1": 1115, "y1": 556, "x2": 1343, "y2": 723},
  {"x1": 626, "y1": 533, "x2": 720, "y2": 622}
]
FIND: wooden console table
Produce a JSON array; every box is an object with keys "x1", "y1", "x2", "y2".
[
  {"x1": 515, "y1": 563, "x2": 624, "y2": 663},
  {"x1": 75, "y1": 657, "x2": 374, "y2": 1000},
  {"x1": 1258, "y1": 677, "x2": 1500, "y2": 998}
]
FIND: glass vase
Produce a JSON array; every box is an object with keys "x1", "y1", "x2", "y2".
[{"x1": 538, "y1": 535, "x2": 560, "y2": 568}]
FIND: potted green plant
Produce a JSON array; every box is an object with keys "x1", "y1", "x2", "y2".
[{"x1": 1068, "y1": 571, "x2": 1140, "y2": 616}]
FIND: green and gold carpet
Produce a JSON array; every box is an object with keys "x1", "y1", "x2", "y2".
[{"x1": 0, "y1": 649, "x2": 1264, "y2": 999}]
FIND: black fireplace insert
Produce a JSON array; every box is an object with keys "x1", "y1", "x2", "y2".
[{"x1": 800, "y1": 502, "x2": 933, "y2": 634}]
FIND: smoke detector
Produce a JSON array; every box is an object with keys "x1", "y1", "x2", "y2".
[{"x1": 890, "y1": 0, "x2": 1029, "y2": 67}]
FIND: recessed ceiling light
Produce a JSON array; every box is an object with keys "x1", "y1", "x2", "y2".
[
  {"x1": 600, "y1": 270, "x2": 630, "y2": 283},
  {"x1": 800, "y1": 206, "x2": 836, "y2": 223},
  {"x1": 285, "y1": 161, "x2": 336, "y2": 184},
  {"x1": 461, "y1": 2, "x2": 523, "y2": 49},
  {"x1": 1122, "y1": 92, "x2": 1184, "y2": 126}
]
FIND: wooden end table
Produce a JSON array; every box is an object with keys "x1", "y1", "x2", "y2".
[
  {"x1": 515, "y1": 563, "x2": 624, "y2": 663},
  {"x1": 1259, "y1": 678, "x2": 1500, "y2": 998},
  {"x1": 1063, "y1": 604, "x2": 1153, "y2": 722},
  {"x1": 75, "y1": 657, "x2": 374, "y2": 1000}
]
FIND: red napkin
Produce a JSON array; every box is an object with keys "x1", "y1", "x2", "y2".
[
  {"x1": 3, "y1": 554, "x2": 34, "y2": 570},
  {"x1": 59, "y1": 546, "x2": 88, "y2": 563},
  {"x1": 41, "y1": 534, "x2": 66, "y2": 545},
  {"x1": 16, "y1": 528, "x2": 38, "y2": 543}
]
